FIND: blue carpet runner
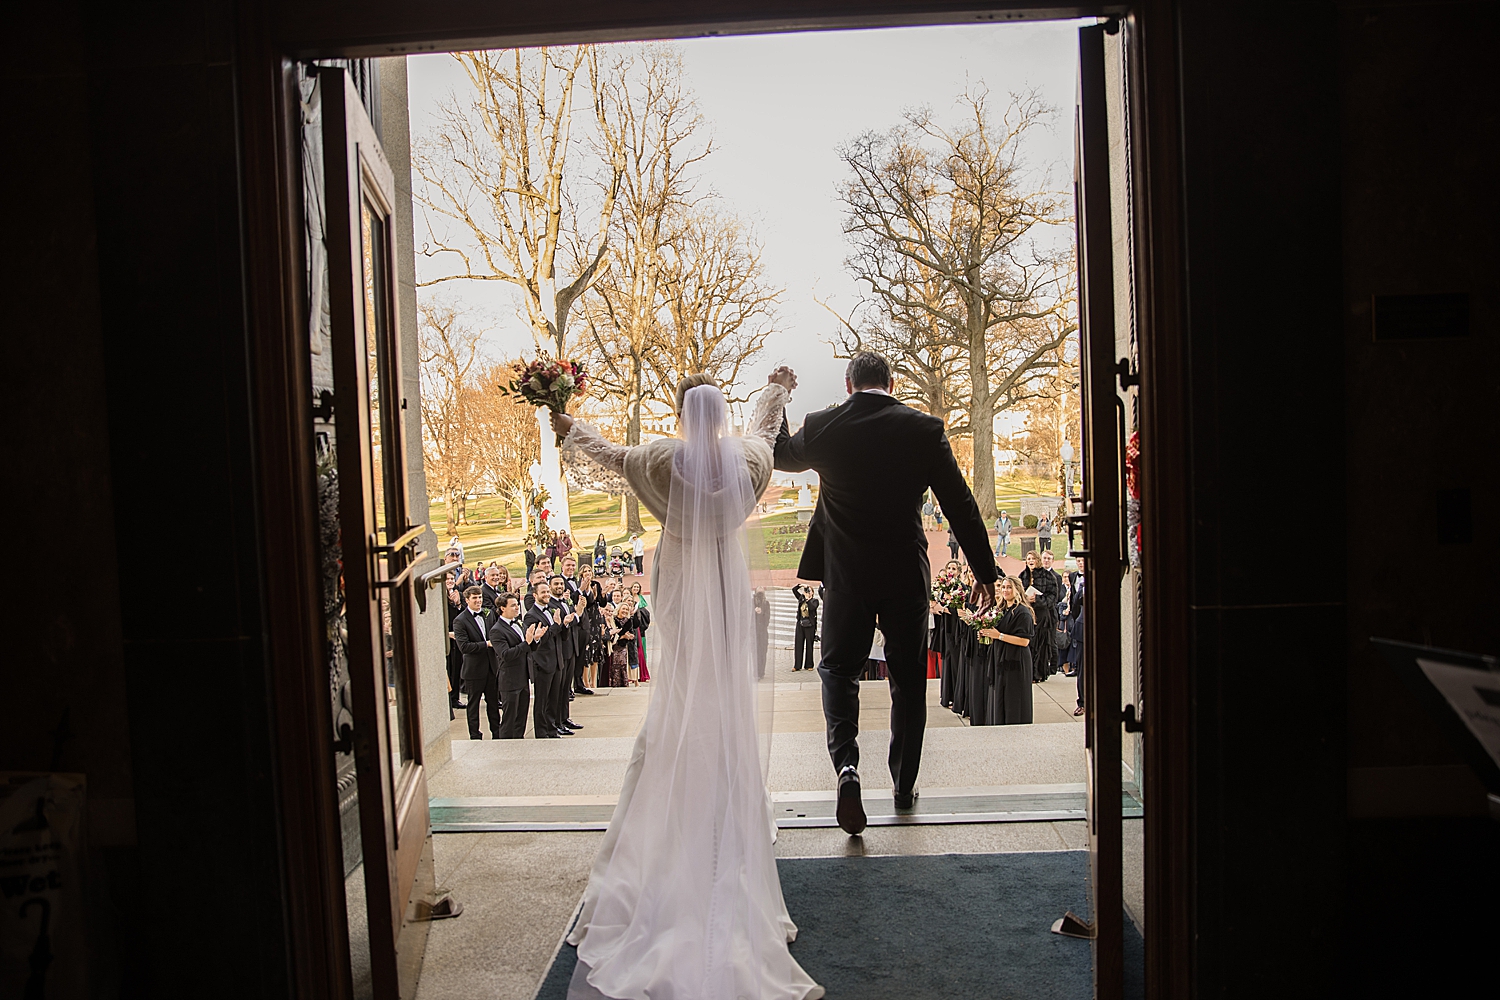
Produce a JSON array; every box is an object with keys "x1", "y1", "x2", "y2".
[{"x1": 536, "y1": 851, "x2": 1143, "y2": 999}]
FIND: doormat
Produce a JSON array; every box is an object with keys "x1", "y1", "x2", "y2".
[{"x1": 535, "y1": 851, "x2": 1143, "y2": 999}]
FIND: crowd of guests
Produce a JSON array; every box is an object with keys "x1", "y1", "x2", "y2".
[
  {"x1": 523, "y1": 530, "x2": 647, "y2": 580},
  {"x1": 930, "y1": 548, "x2": 1087, "y2": 725},
  {"x1": 441, "y1": 546, "x2": 653, "y2": 740}
]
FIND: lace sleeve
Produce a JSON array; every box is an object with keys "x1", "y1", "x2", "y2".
[
  {"x1": 560, "y1": 421, "x2": 632, "y2": 494},
  {"x1": 747, "y1": 384, "x2": 790, "y2": 449}
]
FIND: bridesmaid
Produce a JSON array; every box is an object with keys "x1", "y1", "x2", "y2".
[
  {"x1": 629, "y1": 580, "x2": 651, "y2": 682},
  {"x1": 979, "y1": 577, "x2": 1036, "y2": 725},
  {"x1": 933, "y1": 559, "x2": 961, "y2": 708}
]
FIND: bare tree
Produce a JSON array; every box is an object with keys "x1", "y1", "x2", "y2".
[
  {"x1": 821, "y1": 263, "x2": 967, "y2": 428},
  {"x1": 414, "y1": 46, "x2": 626, "y2": 355},
  {"x1": 576, "y1": 45, "x2": 710, "y2": 533},
  {"x1": 655, "y1": 207, "x2": 780, "y2": 405},
  {"x1": 838, "y1": 86, "x2": 1070, "y2": 517},
  {"x1": 466, "y1": 361, "x2": 542, "y2": 528},
  {"x1": 418, "y1": 298, "x2": 484, "y2": 535}
]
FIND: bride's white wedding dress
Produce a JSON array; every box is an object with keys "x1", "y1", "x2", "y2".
[{"x1": 558, "y1": 383, "x2": 822, "y2": 1000}]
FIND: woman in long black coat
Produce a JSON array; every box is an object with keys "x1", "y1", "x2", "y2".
[
  {"x1": 1019, "y1": 550, "x2": 1060, "y2": 681},
  {"x1": 979, "y1": 578, "x2": 1035, "y2": 725}
]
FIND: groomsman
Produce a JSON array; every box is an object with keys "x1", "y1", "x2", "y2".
[
  {"x1": 452, "y1": 586, "x2": 501, "y2": 740},
  {"x1": 523, "y1": 579, "x2": 571, "y2": 738},
  {"x1": 490, "y1": 593, "x2": 539, "y2": 738},
  {"x1": 549, "y1": 573, "x2": 586, "y2": 731},
  {"x1": 559, "y1": 556, "x2": 592, "y2": 696}
]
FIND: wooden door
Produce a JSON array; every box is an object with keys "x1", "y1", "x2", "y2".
[
  {"x1": 1074, "y1": 22, "x2": 1125, "y2": 1000},
  {"x1": 321, "y1": 66, "x2": 432, "y2": 998}
]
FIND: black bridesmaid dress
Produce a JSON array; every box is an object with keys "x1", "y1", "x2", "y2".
[
  {"x1": 995, "y1": 604, "x2": 1035, "y2": 725},
  {"x1": 934, "y1": 609, "x2": 953, "y2": 708},
  {"x1": 950, "y1": 613, "x2": 971, "y2": 719},
  {"x1": 965, "y1": 623, "x2": 990, "y2": 726}
]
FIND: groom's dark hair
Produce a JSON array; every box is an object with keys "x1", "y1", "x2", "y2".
[{"x1": 846, "y1": 351, "x2": 891, "y2": 390}]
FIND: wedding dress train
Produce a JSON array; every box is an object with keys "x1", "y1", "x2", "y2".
[{"x1": 559, "y1": 383, "x2": 821, "y2": 1000}]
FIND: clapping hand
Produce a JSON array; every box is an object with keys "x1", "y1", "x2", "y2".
[
  {"x1": 577, "y1": 591, "x2": 588, "y2": 610},
  {"x1": 525, "y1": 623, "x2": 541, "y2": 643}
]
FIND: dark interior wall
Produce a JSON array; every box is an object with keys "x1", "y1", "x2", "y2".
[
  {"x1": 1337, "y1": 1, "x2": 1500, "y2": 993},
  {"x1": 78, "y1": 0, "x2": 294, "y2": 995},
  {"x1": 1340, "y1": 1, "x2": 1498, "y2": 775},
  {"x1": 1175, "y1": 3, "x2": 1347, "y2": 996},
  {"x1": 2, "y1": 0, "x2": 296, "y2": 996}
]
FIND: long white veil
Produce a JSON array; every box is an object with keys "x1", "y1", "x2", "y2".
[{"x1": 570, "y1": 384, "x2": 804, "y2": 1000}]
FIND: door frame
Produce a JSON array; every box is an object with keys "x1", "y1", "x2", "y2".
[{"x1": 236, "y1": 3, "x2": 1192, "y2": 998}]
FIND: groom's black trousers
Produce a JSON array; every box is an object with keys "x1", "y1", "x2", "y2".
[{"x1": 816, "y1": 587, "x2": 930, "y2": 796}]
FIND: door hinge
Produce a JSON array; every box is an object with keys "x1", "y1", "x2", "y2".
[
  {"x1": 1123, "y1": 703, "x2": 1144, "y2": 733},
  {"x1": 1116, "y1": 357, "x2": 1140, "y2": 390}
]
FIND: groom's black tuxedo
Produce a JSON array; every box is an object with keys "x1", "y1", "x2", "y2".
[
  {"x1": 774, "y1": 390, "x2": 997, "y2": 798},
  {"x1": 775, "y1": 390, "x2": 997, "y2": 599}
]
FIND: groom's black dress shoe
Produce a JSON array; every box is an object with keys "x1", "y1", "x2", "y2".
[
  {"x1": 893, "y1": 789, "x2": 919, "y2": 811},
  {"x1": 836, "y1": 766, "x2": 866, "y2": 835}
]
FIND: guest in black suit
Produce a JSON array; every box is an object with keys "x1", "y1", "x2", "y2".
[
  {"x1": 772, "y1": 352, "x2": 997, "y2": 832},
  {"x1": 549, "y1": 573, "x2": 586, "y2": 729},
  {"x1": 523, "y1": 579, "x2": 573, "y2": 738},
  {"x1": 452, "y1": 586, "x2": 502, "y2": 739},
  {"x1": 793, "y1": 584, "x2": 819, "y2": 671},
  {"x1": 490, "y1": 593, "x2": 539, "y2": 738}
]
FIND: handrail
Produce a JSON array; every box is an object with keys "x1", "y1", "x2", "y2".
[
  {"x1": 374, "y1": 551, "x2": 425, "y2": 591},
  {"x1": 414, "y1": 560, "x2": 461, "y2": 614},
  {"x1": 379, "y1": 523, "x2": 426, "y2": 553}
]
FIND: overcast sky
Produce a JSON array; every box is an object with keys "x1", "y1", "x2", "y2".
[{"x1": 407, "y1": 20, "x2": 1083, "y2": 426}]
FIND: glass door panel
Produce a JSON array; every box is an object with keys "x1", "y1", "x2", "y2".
[{"x1": 322, "y1": 64, "x2": 432, "y2": 999}]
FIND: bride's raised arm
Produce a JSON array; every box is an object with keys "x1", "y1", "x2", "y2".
[
  {"x1": 559, "y1": 419, "x2": 632, "y2": 495},
  {"x1": 747, "y1": 383, "x2": 791, "y2": 450}
]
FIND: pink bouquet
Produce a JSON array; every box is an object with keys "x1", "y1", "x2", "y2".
[{"x1": 501, "y1": 355, "x2": 590, "y2": 443}]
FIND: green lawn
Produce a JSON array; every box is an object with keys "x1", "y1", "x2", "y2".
[
  {"x1": 429, "y1": 491, "x2": 662, "y2": 575},
  {"x1": 752, "y1": 508, "x2": 810, "y2": 570},
  {"x1": 433, "y1": 473, "x2": 1065, "y2": 576}
]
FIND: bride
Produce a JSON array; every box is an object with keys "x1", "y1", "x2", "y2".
[{"x1": 551, "y1": 369, "x2": 821, "y2": 1000}]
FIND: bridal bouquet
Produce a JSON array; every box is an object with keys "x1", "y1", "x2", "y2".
[
  {"x1": 932, "y1": 576, "x2": 968, "y2": 614},
  {"x1": 969, "y1": 605, "x2": 1003, "y2": 645},
  {"x1": 501, "y1": 355, "x2": 590, "y2": 444}
]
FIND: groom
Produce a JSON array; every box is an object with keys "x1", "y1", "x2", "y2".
[{"x1": 772, "y1": 352, "x2": 997, "y2": 834}]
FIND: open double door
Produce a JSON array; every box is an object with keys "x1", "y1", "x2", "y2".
[{"x1": 294, "y1": 20, "x2": 1145, "y2": 1000}]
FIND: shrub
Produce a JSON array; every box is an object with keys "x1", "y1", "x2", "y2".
[{"x1": 1023, "y1": 514, "x2": 1038, "y2": 529}]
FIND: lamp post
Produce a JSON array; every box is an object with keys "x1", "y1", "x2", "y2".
[{"x1": 1060, "y1": 441, "x2": 1075, "y2": 499}]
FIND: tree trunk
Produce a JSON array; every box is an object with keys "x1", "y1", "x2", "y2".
[
  {"x1": 624, "y1": 357, "x2": 646, "y2": 535},
  {"x1": 966, "y1": 285, "x2": 997, "y2": 520},
  {"x1": 619, "y1": 494, "x2": 628, "y2": 531},
  {"x1": 445, "y1": 491, "x2": 459, "y2": 537}
]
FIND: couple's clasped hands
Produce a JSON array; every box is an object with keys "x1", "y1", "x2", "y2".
[{"x1": 549, "y1": 366, "x2": 796, "y2": 438}]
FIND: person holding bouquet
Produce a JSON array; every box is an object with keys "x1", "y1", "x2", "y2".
[{"x1": 978, "y1": 577, "x2": 1036, "y2": 725}]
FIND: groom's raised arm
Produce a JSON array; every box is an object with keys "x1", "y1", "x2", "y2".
[
  {"x1": 928, "y1": 429, "x2": 999, "y2": 585},
  {"x1": 773, "y1": 413, "x2": 811, "y2": 473}
]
